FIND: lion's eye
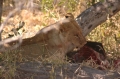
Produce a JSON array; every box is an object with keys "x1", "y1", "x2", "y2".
[{"x1": 74, "y1": 34, "x2": 79, "y2": 38}]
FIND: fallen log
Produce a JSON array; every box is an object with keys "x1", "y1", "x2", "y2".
[{"x1": 15, "y1": 62, "x2": 120, "y2": 79}]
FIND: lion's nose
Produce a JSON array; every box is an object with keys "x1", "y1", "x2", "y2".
[
  {"x1": 74, "y1": 46, "x2": 80, "y2": 51},
  {"x1": 76, "y1": 46, "x2": 78, "y2": 49}
]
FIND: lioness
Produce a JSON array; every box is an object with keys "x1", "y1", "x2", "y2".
[{"x1": 8, "y1": 13, "x2": 86, "y2": 60}]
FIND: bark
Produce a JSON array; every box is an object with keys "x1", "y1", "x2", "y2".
[
  {"x1": 76, "y1": 0, "x2": 120, "y2": 36},
  {"x1": 0, "y1": 0, "x2": 3, "y2": 41},
  {"x1": 15, "y1": 62, "x2": 120, "y2": 79}
]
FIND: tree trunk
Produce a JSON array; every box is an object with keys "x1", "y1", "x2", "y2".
[
  {"x1": 0, "y1": 0, "x2": 3, "y2": 41},
  {"x1": 76, "y1": 0, "x2": 120, "y2": 36}
]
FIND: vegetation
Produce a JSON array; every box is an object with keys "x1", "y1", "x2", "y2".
[{"x1": 0, "y1": 0, "x2": 120, "y2": 79}]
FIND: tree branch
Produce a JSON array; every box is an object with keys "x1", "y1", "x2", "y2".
[{"x1": 76, "y1": 0, "x2": 120, "y2": 36}]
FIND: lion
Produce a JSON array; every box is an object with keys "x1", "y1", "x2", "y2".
[{"x1": 7, "y1": 13, "x2": 86, "y2": 60}]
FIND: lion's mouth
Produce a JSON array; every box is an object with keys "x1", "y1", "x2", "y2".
[
  {"x1": 67, "y1": 42, "x2": 86, "y2": 53},
  {"x1": 74, "y1": 46, "x2": 80, "y2": 51},
  {"x1": 71, "y1": 42, "x2": 80, "y2": 51}
]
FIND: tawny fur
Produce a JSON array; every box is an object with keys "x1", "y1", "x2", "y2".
[{"x1": 8, "y1": 13, "x2": 86, "y2": 60}]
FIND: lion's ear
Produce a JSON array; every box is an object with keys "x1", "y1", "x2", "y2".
[
  {"x1": 59, "y1": 13, "x2": 74, "y2": 33},
  {"x1": 65, "y1": 13, "x2": 74, "y2": 19}
]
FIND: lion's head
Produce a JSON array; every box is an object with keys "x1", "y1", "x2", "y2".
[{"x1": 59, "y1": 16, "x2": 86, "y2": 52}]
